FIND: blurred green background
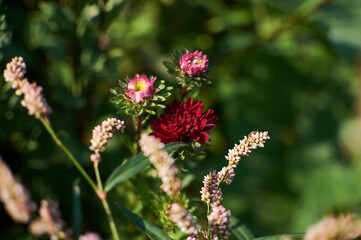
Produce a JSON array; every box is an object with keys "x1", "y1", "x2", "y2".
[{"x1": 1, "y1": 0, "x2": 361, "y2": 239}]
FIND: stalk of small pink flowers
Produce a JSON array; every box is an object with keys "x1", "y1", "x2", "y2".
[
  {"x1": 3, "y1": 56, "x2": 52, "y2": 119},
  {"x1": 79, "y1": 232, "x2": 102, "y2": 240},
  {"x1": 89, "y1": 118, "x2": 125, "y2": 165},
  {"x1": 29, "y1": 199, "x2": 72, "y2": 239},
  {"x1": 208, "y1": 204, "x2": 232, "y2": 240},
  {"x1": 138, "y1": 133, "x2": 181, "y2": 197},
  {"x1": 0, "y1": 157, "x2": 36, "y2": 223},
  {"x1": 304, "y1": 214, "x2": 361, "y2": 240},
  {"x1": 200, "y1": 170, "x2": 223, "y2": 206},
  {"x1": 168, "y1": 203, "x2": 200, "y2": 235},
  {"x1": 220, "y1": 131, "x2": 270, "y2": 185}
]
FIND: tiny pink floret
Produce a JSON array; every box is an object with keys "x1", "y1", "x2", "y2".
[
  {"x1": 126, "y1": 75, "x2": 155, "y2": 103},
  {"x1": 180, "y1": 51, "x2": 208, "y2": 77}
]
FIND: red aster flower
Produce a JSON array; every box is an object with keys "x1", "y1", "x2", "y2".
[{"x1": 150, "y1": 98, "x2": 218, "y2": 144}]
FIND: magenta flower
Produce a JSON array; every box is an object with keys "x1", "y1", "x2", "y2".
[
  {"x1": 126, "y1": 75, "x2": 155, "y2": 103},
  {"x1": 150, "y1": 98, "x2": 218, "y2": 144},
  {"x1": 179, "y1": 51, "x2": 208, "y2": 78}
]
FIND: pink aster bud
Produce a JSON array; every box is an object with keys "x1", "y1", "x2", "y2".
[
  {"x1": 139, "y1": 134, "x2": 181, "y2": 197},
  {"x1": 209, "y1": 204, "x2": 232, "y2": 240},
  {"x1": 0, "y1": 157, "x2": 36, "y2": 223},
  {"x1": 126, "y1": 74, "x2": 155, "y2": 103},
  {"x1": 29, "y1": 199, "x2": 72, "y2": 239},
  {"x1": 180, "y1": 51, "x2": 208, "y2": 78},
  {"x1": 89, "y1": 118, "x2": 125, "y2": 165},
  {"x1": 168, "y1": 203, "x2": 200, "y2": 235}
]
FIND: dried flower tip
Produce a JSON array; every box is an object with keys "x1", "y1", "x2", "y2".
[
  {"x1": 200, "y1": 170, "x2": 222, "y2": 205},
  {"x1": 150, "y1": 98, "x2": 218, "y2": 144},
  {"x1": 3, "y1": 56, "x2": 52, "y2": 119},
  {"x1": 168, "y1": 203, "x2": 200, "y2": 235},
  {"x1": 180, "y1": 51, "x2": 208, "y2": 78},
  {"x1": 226, "y1": 131, "x2": 270, "y2": 166},
  {"x1": 304, "y1": 214, "x2": 361, "y2": 240},
  {"x1": 29, "y1": 199, "x2": 72, "y2": 239},
  {"x1": 79, "y1": 232, "x2": 102, "y2": 240},
  {"x1": 209, "y1": 204, "x2": 232, "y2": 240},
  {"x1": 139, "y1": 133, "x2": 181, "y2": 196},
  {"x1": 0, "y1": 157, "x2": 36, "y2": 223},
  {"x1": 89, "y1": 118, "x2": 125, "y2": 164},
  {"x1": 126, "y1": 75, "x2": 155, "y2": 103}
]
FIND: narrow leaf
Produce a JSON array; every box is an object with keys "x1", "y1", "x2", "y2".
[
  {"x1": 231, "y1": 216, "x2": 254, "y2": 240},
  {"x1": 104, "y1": 142, "x2": 188, "y2": 192},
  {"x1": 253, "y1": 233, "x2": 304, "y2": 240},
  {"x1": 116, "y1": 203, "x2": 171, "y2": 240},
  {"x1": 72, "y1": 179, "x2": 82, "y2": 238}
]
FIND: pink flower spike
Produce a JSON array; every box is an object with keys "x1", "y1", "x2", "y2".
[
  {"x1": 126, "y1": 75, "x2": 155, "y2": 103},
  {"x1": 180, "y1": 51, "x2": 208, "y2": 78}
]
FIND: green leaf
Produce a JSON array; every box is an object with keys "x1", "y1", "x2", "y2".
[
  {"x1": 104, "y1": 142, "x2": 188, "y2": 192},
  {"x1": 72, "y1": 179, "x2": 82, "y2": 238},
  {"x1": 253, "y1": 233, "x2": 304, "y2": 240},
  {"x1": 163, "y1": 61, "x2": 176, "y2": 74},
  {"x1": 116, "y1": 203, "x2": 172, "y2": 240},
  {"x1": 231, "y1": 216, "x2": 254, "y2": 240}
]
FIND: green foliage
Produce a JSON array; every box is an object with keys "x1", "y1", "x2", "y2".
[{"x1": 116, "y1": 203, "x2": 172, "y2": 240}]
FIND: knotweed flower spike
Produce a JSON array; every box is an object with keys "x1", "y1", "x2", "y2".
[
  {"x1": 110, "y1": 74, "x2": 172, "y2": 116},
  {"x1": 79, "y1": 232, "x2": 103, "y2": 240},
  {"x1": 150, "y1": 98, "x2": 218, "y2": 144},
  {"x1": 0, "y1": 157, "x2": 36, "y2": 223},
  {"x1": 168, "y1": 203, "x2": 200, "y2": 235},
  {"x1": 3, "y1": 56, "x2": 52, "y2": 119},
  {"x1": 29, "y1": 199, "x2": 72, "y2": 239},
  {"x1": 200, "y1": 170, "x2": 223, "y2": 205},
  {"x1": 139, "y1": 133, "x2": 181, "y2": 197},
  {"x1": 209, "y1": 204, "x2": 232, "y2": 240},
  {"x1": 304, "y1": 214, "x2": 361, "y2": 240},
  {"x1": 89, "y1": 118, "x2": 125, "y2": 165}
]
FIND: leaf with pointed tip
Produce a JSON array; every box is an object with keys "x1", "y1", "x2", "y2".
[
  {"x1": 116, "y1": 203, "x2": 172, "y2": 240},
  {"x1": 104, "y1": 142, "x2": 188, "y2": 192},
  {"x1": 253, "y1": 233, "x2": 304, "y2": 240},
  {"x1": 231, "y1": 216, "x2": 254, "y2": 240}
]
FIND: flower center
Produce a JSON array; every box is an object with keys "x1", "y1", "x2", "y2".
[
  {"x1": 192, "y1": 57, "x2": 203, "y2": 66},
  {"x1": 134, "y1": 80, "x2": 148, "y2": 92}
]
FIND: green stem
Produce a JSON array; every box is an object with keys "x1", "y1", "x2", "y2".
[
  {"x1": 39, "y1": 117, "x2": 98, "y2": 192},
  {"x1": 94, "y1": 163, "x2": 120, "y2": 240},
  {"x1": 101, "y1": 198, "x2": 120, "y2": 240}
]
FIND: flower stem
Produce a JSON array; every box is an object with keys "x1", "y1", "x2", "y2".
[
  {"x1": 39, "y1": 117, "x2": 98, "y2": 193},
  {"x1": 94, "y1": 163, "x2": 120, "y2": 240},
  {"x1": 40, "y1": 117, "x2": 120, "y2": 240}
]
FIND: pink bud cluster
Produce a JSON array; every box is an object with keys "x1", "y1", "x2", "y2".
[
  {"x1": 304, "y1": 214, "x2": 361, "y2": 240},
  {"x1": 79, "y1": 232, "x2": 103, "y2": 240},
  {"x1": 89, "y1": 118, "x2": 125, "y2": 165},
  {"x1": 200, "y1": 170, "x2": 222, "y2": 205},
  {"x1": 0, "y1": 157, "x2": 36, "y2": 223},
  {"x1": 3, "y1": 56, "x2": 52, "y2": 119},
  {"x1": 168, "y1": 203, "x2": 200, "y2": 235},
  {"x1": 29, "y1": 199, "x2": 72, "y2": 239},
  {"x1": 180, "y1": 51, "x2": 208, "y2": 78},
  {"x1": 139, "y1": 133, "x2": 181, "y2": 197},
  {"x1": 209, "y1": 204, "x2": 232, "y2": 240}
]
